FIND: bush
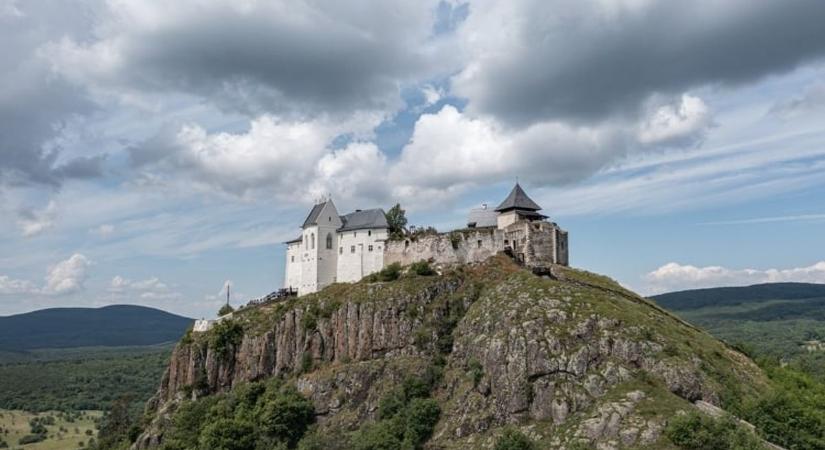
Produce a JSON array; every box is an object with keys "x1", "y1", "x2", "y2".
[
  {"x1": 665, "y1": 411, "x2": 765, "y2": 450},
  {"x1": 368, "y1": 263, "x2": 401, "y2": 282},
  {"x1": 410, "y1": 261, "x2": 435, "y2": 276},
  {"x1": 18, "y1": 434, "x2": 47, "y2": 445},
  {"x1": 197, "y1": 418, "x2": 255, "y2": 450},
  {"x1": 467, "y1": 359, "x2": 484, "y2": 387},
  {"x1": 255, "y1": 384, "x2": 315, "y2": 447},
  {"x1": 494, "y1": 428, "x2": 534, "y2": 450},
  {"x1": 218, "y1": 304, "x2": 235, "y2": 317},
  {"x1": 209, "y1": 320, "x2": 244, "y2": 356}
]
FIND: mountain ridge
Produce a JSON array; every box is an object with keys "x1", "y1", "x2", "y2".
[
  {"x1": 0, "y1": 304, "x2": 192, "y2": 351},
  {"x1": 651, "y1": 282, "x2": 825, "y2": 311}
]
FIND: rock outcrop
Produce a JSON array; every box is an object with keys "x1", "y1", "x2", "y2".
[{"x1": 135, "y1": 256, "x2": 768, "y2": 449}]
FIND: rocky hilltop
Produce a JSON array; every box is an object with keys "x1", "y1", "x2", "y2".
[{"x1": 134, "y1": 256, "x2": 770, "y2": 449}]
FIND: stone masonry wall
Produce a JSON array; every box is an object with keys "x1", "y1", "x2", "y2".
[{"x1": 384, "y1": 221, "x2": 568, "y2": 268}]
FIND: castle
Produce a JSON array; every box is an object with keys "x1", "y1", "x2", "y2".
[{"x1": 284, "y1": 183, "x2": 568, "y2": 296}]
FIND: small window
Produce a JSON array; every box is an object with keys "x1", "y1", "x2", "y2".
[
  {"x1": 328, "y1": 216, "x2": 331, "y2": 222},
  {"x1": 354, "y1": 232, "x2": 357, "y2": 237},
  {"x1": 326, "y1": 233, "x2": 333, "y2": 250},
  {"x1": 405, "y1": 240, "x2": 409, "y2": 249},
  {"x1": 368, "y1": 230, "x2": 371, "y2": 236},
  {"x1": 368, "y1": 245, "x2": 373, "y2": 252},
  {"x1": 477, "y1": 240, "x2": 482, "y2": 248},
  {"x1": 350, "y1": 245, "x2": 356, "y2": 253},
  {"x1": 291, "y1": 256, "x2": 294, "y2": 262},
  {"x1": 311, "y1": 233, "x2": 315, "y2": 249},
  {"x1": 339, "y1": 247, "x2": 343, "y2": 255},
  {"x1": 504, "y1": 239, "x2": 509, "y2": 245}
]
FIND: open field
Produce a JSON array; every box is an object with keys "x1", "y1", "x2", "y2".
[{"x1": 0, "y1": 409, "x2": 101, "y2": 450}]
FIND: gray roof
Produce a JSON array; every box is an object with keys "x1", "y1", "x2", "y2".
[
  {"x1": 339, "y1": 208, "x2": 388, "y2": 231},
  {"x1": 495, "y1": 183, "x2": 541, "y2": 212},
  {"x1": 285, "y1": 235, "x2": 302, "y2": 244},
  {"x1": 467, "y1": 206, "x2": 497, "y2": 228},
  {"x1": 301, "y1": 201, "x2": 327, "y2": 228}
]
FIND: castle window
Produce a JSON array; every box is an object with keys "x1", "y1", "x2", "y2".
[
  {"x1": 311, "y1": 233, "x2": 315, "y2": 249},
  {"x1": 477, "y1": 240, "x2": 482, "y2": 248},
  {"x1": 339, "y1": 247, "x2": 343, "y2": 255},
  {"x1": 304, "y1": 235, "x2": 307, "y2": 250},
  {"x1": 351, "y1": 245, "x2": 356, "y2": 253},
  {"x1": 326, "y1": 233, "x2": 333, "y2": 250},
  {"x1": 368, "y1": 230, "x2": 372, "y2": 236},
  {"x1": 504, "y1": 239, "x2": 509, "y2": 245},
  {"x1": 354, "y1": 232, "x2": 357, "y2": 237},
  {"x1": 405, "y1": 240, "x2": 409, "y2": 249},
  {"x1": 291, "y1": 256, "x2": 294, "y2": 262},
  {"x1": 368, "y1": 245, "x2": 373, "y2": 252}
]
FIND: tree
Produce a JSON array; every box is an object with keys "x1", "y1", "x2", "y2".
[
  {"x1": 218, "y1": 304, "x2": 235, "y2": 316},
  {"x1": 385, "y1": 204, "x2": 408, "y2": 238},
  {"x1": 197, "y1": 418, "x2": 255, "y2": 450}
]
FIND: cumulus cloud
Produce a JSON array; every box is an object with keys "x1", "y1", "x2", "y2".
[
  {"x1": 109, "y1": 275, "x2": 181, "y2": 300},
  {"x1": 454, "y1": 0, "x2": 825, "y2": 125},
  {"x1": 43, "y1": 253, "x2": 91, "y2": 295},
  {"x1": 17, "y1": 200, "x2": 56, "y2": 237},
  {"x1": 644, "y1": 261, "x2": 825, "y2": 294},
  {"x1": 638, "y1": 95, "x2": 711, "y2": 146},
  {"x1": 0, "y1": 275, "x2": 36, "y2": 295}
]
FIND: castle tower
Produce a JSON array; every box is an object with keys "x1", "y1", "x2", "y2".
[{"x1": 494, "y1": 182, "x2": 547, "y2": 229}]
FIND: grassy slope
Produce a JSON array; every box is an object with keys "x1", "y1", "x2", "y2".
[{"x1": 0, "y1": 410, "x2": 101, "y2": 450}]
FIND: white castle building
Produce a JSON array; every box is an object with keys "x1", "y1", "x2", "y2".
[
  {"x1": 284, "y1": 200, "x2": 389, "y2": 296},
  {"x1": 284, "y1": 183, "x2": 568, "y2": 297}
]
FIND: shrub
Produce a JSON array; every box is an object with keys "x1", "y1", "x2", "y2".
[
  {"x1": 209, "y1": 320, "x2": 244, "y2": 356},
  {"x1": 369, "y1": 263, "x2": 401, "y2": 282},
  {"x1": 255, "y1": 384, "x2": 315, "y2": 447},
  {"x1": 665, "y1": 411, "x2": 765, "y2": 450},
  {"x1": 494, "y1": 428, "x2": 534, "y2": 450},
  {"x1": 467, "y1": 358, "x2": 484, "y2": 387},
  {"x1": 448, "y1": 232, "x2": 461, "y2": 250},
  {"x1": 18, "y1": 434, "x2": 47, "y2": 445},
  {"x1": 300, "y1": 352, "x2": 314, "y2": 374},
  {"x1": 410, "y1": 261, "x2": 435, "y2": 276},
  {"x1": 197, "y1": 418, "x2": 255, "y2": 450},
  {"x1": 218, "y1": 304, "x2": 235, "y2": 317}
]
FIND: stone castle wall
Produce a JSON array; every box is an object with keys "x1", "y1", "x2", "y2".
[{"x1": 384, "y1": 221, "x2": 568, "y2": 269}]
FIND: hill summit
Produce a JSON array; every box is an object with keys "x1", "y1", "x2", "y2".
[
  {"x1": 0, "y1": 305, "x2": 192, "y2": 351},
  {"x1": 133, "y1": 256, "x2": 772, "y2": 449}
]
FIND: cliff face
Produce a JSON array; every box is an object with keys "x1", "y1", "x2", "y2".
[{"x1": 136, "y1": 256, "x2": 767, "y2": 449}]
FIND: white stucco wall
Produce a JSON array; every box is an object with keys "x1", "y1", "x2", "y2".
[
  {"x1": 284, "y1": 241, "x2": 302, "y2": 290},
  {"x1": 336, "y1": 228, "x2": 387, "y2": 283}
]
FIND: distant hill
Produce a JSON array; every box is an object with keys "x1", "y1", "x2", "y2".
[
  {"x1": 0, "y1": 305, "x2": 192, "y2": 351},
  {"x1": 651, "y1": 282, "x2": 825, "y2": 310}
]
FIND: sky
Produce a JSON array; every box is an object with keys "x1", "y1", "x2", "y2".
[{"x1": 2, "y1": 0, "x2": 825, "y2": 318}]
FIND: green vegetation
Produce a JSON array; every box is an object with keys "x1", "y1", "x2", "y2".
[
  {"x1": 107, "y1": 378, "x2": 316, "y2": 450},
  {"x1": 652, "y1": 283, "x2": 825, "y2": 310},
  {"x1": 0, "y1": 345, "x2": 172, "y2": 412},
  {"x1": 218, "y1": 304, "x2": 235, "y2": 316},
  {"x1": 208, "y1": 320, "x2": 244, "y2": 356},
  {"x1": 0, "y1": 409, "x2": 101, "y2": 450},
  {"x1": 385, "y1": 203, "x2": 408, "y2": 239},
  {"x1": 665, "y1": 411, "x2": 766, "y2": 449},
  {"x1": 351, "y1": 376, "x2": 441, "y2": 450},
  {"x1": 366, "y1": 263, "x2": 402, "y2": 282},
  {"x1": 494, "y1": 428, "x2": 534, "y2": 450},
  {"x1": 410, "y1": 260, "x2": 435, "y2": 276}
]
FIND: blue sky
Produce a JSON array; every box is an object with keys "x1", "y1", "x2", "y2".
[{"x1": 1, "y1": 0, "x2": 825, "y2": 318}]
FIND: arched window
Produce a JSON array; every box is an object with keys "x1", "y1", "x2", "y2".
[
  {"x1": 326, "y1": 233, "x2": 333, "y2": 249},
  {"x1": 311, "y1": 233, "x2": 315, "y2": 249},
  {"x1": 304, "y1": 235, "x2": 307, "y2": 250}
]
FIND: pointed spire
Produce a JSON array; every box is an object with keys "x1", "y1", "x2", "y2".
[{"x1": 495, "y1": 182, "x2": 542, "y2": 212}]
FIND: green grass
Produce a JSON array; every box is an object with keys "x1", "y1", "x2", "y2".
[{"x1": 0, "y1": 409, "x2": 101, "y2": 450}]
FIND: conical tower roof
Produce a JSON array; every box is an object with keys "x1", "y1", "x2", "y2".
[{"x1": 494, "y1": 183, "x2": 541, "y2": 212}]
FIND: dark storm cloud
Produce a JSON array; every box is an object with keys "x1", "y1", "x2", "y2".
[
  {"x1": 457, "y1": 0, "x2": 825, "y2": 125},
  {"x1": 56, "y1": 1, "x2": 447, "y2": 118},
  {"x1": 0, "y1": 0, "x2": 103, "y2": 187}
]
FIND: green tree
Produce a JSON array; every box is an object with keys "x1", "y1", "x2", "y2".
[
  {"x1": 255, "y1": 384, "x2": 315, "y2": 447},
  {"x1": 385, "y1": 204, "x2": 407, "y2": 238},
  {"x1": 197, "y1": 418, "x2": 255, "y2": 450},
  {"x1": 218, "y1": 304, "x2": 235, "y2": 316}
]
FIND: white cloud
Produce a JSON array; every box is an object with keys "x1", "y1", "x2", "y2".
[
  {"x1": 0, "y1": 275, "x2": 36, "y2": 295},
  {"x1": 638, "y1": 94, "x2": 711, "y2": 146},
  {"x1": 17, "y1": 200, "x2": 57, "y2": 237},
  {"x1": 0, "y1": 0, "x2": 22, "y2": 18},
  {"x1": 644, "y1": 261, "x2": 825, "y2": 294},
  {"x1": 109, "y1": 275, "x2": 181, "y2": 301},
  {"x1": 91, "y1": 223, "x2": 115, "y2": 237},
  {"x1": 43, "y1": 253, "x2": 91, "y2": 295}
]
